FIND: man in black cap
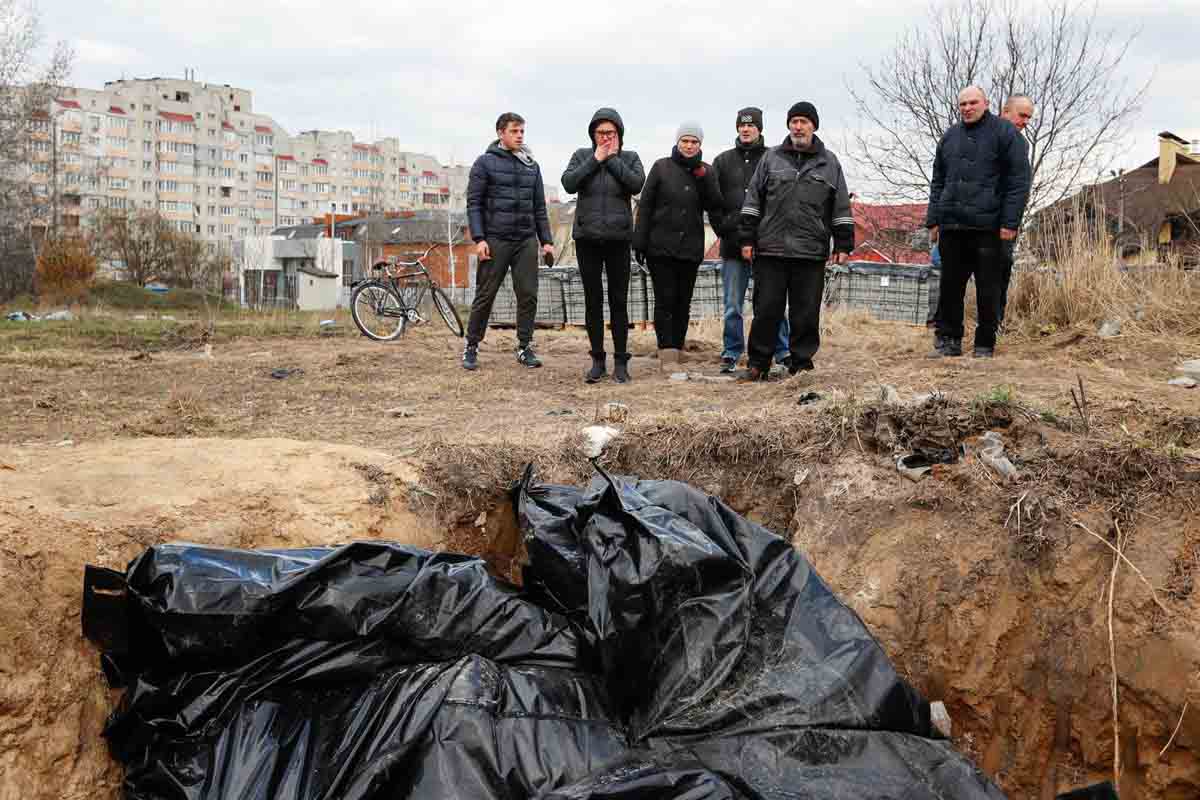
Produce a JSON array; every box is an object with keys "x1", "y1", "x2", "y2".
[
  {"x1": 712, "y1": 107, "x2": 790, "y2": 373},
  {"x1": 739, "y1": 101, "x2": 854, "y2": 381}
]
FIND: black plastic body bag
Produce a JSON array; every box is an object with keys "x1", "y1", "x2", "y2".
[{"x1": 83, "y1": 467, "x2": 1008, "y2": 799}]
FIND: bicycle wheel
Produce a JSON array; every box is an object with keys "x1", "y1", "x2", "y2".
[
  {"x1": 351, "y1": 281, "x2": 406, "y2": 341},
  {"x1": 430, "y1": 285, "x2": 464, "y2": 337}
]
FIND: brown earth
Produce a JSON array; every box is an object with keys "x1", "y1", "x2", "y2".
[{"x1": 1, "y1": 312, "x2": 1199, "y2": 798}]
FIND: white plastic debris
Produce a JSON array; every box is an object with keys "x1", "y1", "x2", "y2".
[
  {"x1": 978, "y1": 431, "x2": 1018, "y2": 481},
  {"x1": 581, "y1": 425, "x2": 620, "y2": 459},
  {"x1": 1168, "y1": 376, "x2": 1197, "y2": 389},
  {"x1": 42, "y1": 309, "x2": 74, "y2": 321},
  {"x1": 930, "y1": 701, "x2": 953, "y2": 738}
]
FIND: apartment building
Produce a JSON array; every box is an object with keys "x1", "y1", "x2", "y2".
[{"x1": 32, "y1": 76, "x2": 459, "y2": 250}]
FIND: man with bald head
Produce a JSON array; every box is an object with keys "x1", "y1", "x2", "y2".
[{"x1": 925, "y1": 86, "x2": 1030, "y2": 358}]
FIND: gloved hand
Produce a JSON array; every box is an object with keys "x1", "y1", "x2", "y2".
[{"x1": 633, "y1": 250, "x2": 645, "y2": 267}]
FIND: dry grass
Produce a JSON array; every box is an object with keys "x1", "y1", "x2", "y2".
[{"x1": 1010, "y1": 198, "x2": 1200, "y2": 337}]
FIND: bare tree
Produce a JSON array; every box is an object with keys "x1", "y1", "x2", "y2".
[
  {"x1": 0, "y1": 0, "x2": 71, "y2": 300},
  {"x1": 167, "y1": 232, "x2": 226, "y2": 291},
  {"x1": 93, "y1": 207, "x2": 178, "y2": 287},
  {"x1": 847, "y1": 0, "x2": 1148, "y2": 211}
]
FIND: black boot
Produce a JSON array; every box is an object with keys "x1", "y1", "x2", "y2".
[
  {"x1": 944, "y1": 337, "x2": 963, "y2": 356},
  {"x1": 585, "y1": 352, "x2": 607, "y2": 383},
  {"x1": 613, "y1": 353, "x2": 631, "y2": 383}
]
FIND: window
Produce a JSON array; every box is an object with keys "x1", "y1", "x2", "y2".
[
  {"x1": 220, "y1": 186, "x2": 231, "y2": 198},
  {"x1": 300, "y1": 183, "x2": 308, "y2": 193},
  {"x1": 239, "y1": 152, "x2": 248, "y2": 163},
  {"x1": 143, "y1": 160, "x2": 152, "y2": 170},
  {"x1": 143, "y1": 120, "x2": 152, "y2": 131},
  {"x1": 157, "y1": 180, "x2": 179, "y2": 192},
  {"x1": 238, "y1": 207, "x2": 251, "y2": 218},
  {"x1": 108, "y1": 116, "x2": 127, "y2": 130},
  {"x1": 314, "y1": 164, "x2": 328, "y2": 176},
  {"x1": 62, "y1": 131, "x2": 81, "y2": 144},
  {"x1": 108, "y1": 177, "x2": 127, "y2": 189},
  {"x1": 220, "y1": 205, "x2": 233, "y2": 216},
  {"x1": 220, "y1": 222, "x2": 234, "y2": 234},
  {"x1": 31, "y1": 118, "x2": 49, "y2": 133},
  {"x1": 31, "y1": 161, "x2": 49, "y2": 174},
  {"x1": 282, "y1": 179, "x2": 297, "y2": 191},
  {"x1": 63, "y1": 152, "x2": 81, "y2": 164},
  {"x1": 207, "y1": 128, "x2": 216, "y2": 138},
  {"x1": 88, "y1": 114, "x2": 102, "y2": 132},
  {"x1": 256, "y1": 170, "x2": 271, "y2": 182},
  {"x1": 238, "y1": 190, "x2": 249, "y2": 201},
  {"x1": 110, "y1": 197, "x2": 127, "y2": 210},
  {"x1": 87, "y1": 197, "x2": 103, "y2": 209},
  {"x1": 143, "y1": 140, "x2": 152, "y2": 153},
  {"x1": 223, "y1": 148, "x2": 235, "y2": 161},
  {"x1": 221, "y1": 167, "x2": 233, "y2": 178},
  {"x1": 257, "y1": 190, "x2": 272, "y2": 201},
  {"x1": 299, "y1": 165, "x2": 308, "y2": 176},
  {"x1": 162, "y1": 161, "x2": 177, "y2": 174},
  {"x1": 255, "y1": 133, "x2": 273, "y2": 146},
  {"x1": 238, "y1": 171, "x2": 248, "y2": 182},
  {"x1": 32, "y1": 139, "x2": 50, "y2": 153},
  {"x1": 208, "y1": 224, "x2": 216, "y2": 234},
  {"x1": 207, "y1": 166, "x2": 217, "y2": 178},
  {"x1": 207, "y1": 204, "x2": 216, "y2": 216}
]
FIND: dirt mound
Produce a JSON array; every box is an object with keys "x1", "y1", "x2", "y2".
[{"x1": 0, "y1": 438, "x2": 430, "y2": 800}]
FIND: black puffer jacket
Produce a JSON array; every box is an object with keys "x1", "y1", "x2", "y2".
[
  {"x1": 561, "y1": 108, "x2": 645, "y2": 242},
  {"x1": 466, "y1": 142, "x2": 553, "y2": 244},
  {"x1": 632, "y1": 152, "x2": 723, "y2": 263},
  {"x1": 926, "y1": 111, "x2": 1030, "y2": 231},
  {"x1": 712, "y1": 137, "x2": 767, "y2": 259}
]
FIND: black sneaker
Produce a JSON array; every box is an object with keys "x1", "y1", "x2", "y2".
[
  {"x1": 719, "y1": 357, "x2": 737, "y2": 374},
  {"x1": 462, "y1": 344, "x2": 478, "y2": 371},
  {"x1": 516, "y1": 345, "x2": 542, "y2": 368},
  {"x1": 973, "y1": 346, "x2": 995, "y2": 359}
]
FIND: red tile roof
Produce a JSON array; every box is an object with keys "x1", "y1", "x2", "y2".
[
  {"x1": 312, "y1": 158, "x2": 328, "y2": 165},
  {"x1": 159, "y1": 111, "x2": 195, "y2": 123},
  {"x1": 55, "y1": 99, "x2": 81, "y2": 109},
  {"x1": 222, "y1": 121, "x2": 235, "y2": 130},
  {"x1": 108, "y1": 106, "x2": 127, "y2": 115},
  {"x1": 353, "y1": 143, "x2": 369, "y2": 151},
  {"x1": 276, "y1": 154, "x2": 294, "y2": 161},
  {"x1": 255, "y1": 125, "x2": 272, "y2": 133},
  {"x1": 398, "y1": 168, "x2": 408, "y2": 174},
  {"x1": 422, "y1": 170, "x2": 437, "y2": 177},
  {"x1": 440, "y1": 187, "x2": 450, "y2": 193},
  {"x1": 850, "y1": 202, "x2": 931, "y2": 264}
]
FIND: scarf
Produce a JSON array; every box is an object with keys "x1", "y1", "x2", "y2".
[
  {"x1": 735, "y1": 136, "x2": 765, "y2": 152},
  {"x1": 671, "y1": 145, "x2": 704, "y2": 176}
]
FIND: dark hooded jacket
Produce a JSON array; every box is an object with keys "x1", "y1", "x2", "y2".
[
  {"x1": 466, "y1": 141, "x2": 553, "y2": 244},
  {"x1": 712, "y1": 136, "x2": 768, "y2": 259},
  {"x1": 561, "y1": 108, "x2": 645, "y2": 242},
  {"x1": 926, "y1": 110, "x2": 1030, "y2": 231}
]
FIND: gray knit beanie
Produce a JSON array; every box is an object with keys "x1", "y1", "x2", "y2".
[{"x1": 675, "y1": 121, "x2": 704, "y2": 144}]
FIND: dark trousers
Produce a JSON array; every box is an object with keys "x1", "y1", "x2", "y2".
[
  {"x1": 934, "y1": 229, "x2": 1003, "y2": 349},
  {"x1": 648, "y1": 257, "x2": 699, "y2": 349},
  {"x1": 576, "y1": 239, "x2": 631, "y2": 357},
  {"x1": 998, "y1": 240, "x2": 1015, "y2": 323},
  {"x1": 747, "y1": 256, "x2": 825, "y2": 370},
  {"x1": 466, "y1": 236, "x2": 538, "y2": 347}
]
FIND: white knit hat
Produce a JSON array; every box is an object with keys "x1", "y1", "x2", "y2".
[{"x1": 675, "y1": 121, "x2": 704, "y2": 144}]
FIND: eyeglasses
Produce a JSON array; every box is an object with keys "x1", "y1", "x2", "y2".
[{"x1": 595, "y1": 130, "x2": 618, "y2": 138}]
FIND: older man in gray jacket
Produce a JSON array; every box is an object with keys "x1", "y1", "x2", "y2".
[{"x1": 739, "y1": 102, "x2": 853, "y2": 380}]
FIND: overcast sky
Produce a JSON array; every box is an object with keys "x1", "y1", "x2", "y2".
[{"x1": 44, "y1": 0, "x2": 1198, "y2": 198}]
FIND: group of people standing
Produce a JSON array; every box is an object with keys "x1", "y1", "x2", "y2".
[{"x1": 459, "y1": 89, "x2": 1032, "y2": 381}]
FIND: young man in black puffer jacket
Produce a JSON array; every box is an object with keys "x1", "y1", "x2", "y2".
[
  {"x1": 925, "y1": 86, "x2": 1030, "y2": 360},
  {"x1": 462, "y1": 112, "x2": 555, "y2": 371},
  {"x1": 562, "y1": 108, "x2": 645, "y2": 383}
]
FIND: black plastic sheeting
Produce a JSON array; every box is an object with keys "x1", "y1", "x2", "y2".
[{"x1": 85, "y1": 466, "x2": 1010, "y2": 799}]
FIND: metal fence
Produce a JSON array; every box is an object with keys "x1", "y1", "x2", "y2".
[
  {"x1": 241, "y1": 271, "x2": 297, "y2": 309},
  {"x1": 462, "y1": 260, "x2": 936, "y2": 330}
]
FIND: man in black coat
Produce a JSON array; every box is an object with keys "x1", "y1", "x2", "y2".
[
  {"x1": 462, "y1": 112, "x2": 556, "y2": 371},
  {"x1": 926, "y1": 86, "x2": 1030, "y2": 358},
  {"x1": 561, "y1": 108, "x2": 645, "y2": 383},
  {"x1": 712, "y1": 107, "x2": 789, "y2": 373}
]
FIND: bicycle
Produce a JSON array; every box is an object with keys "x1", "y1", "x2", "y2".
[{"x1": 349, "y1": 243, "x2": 465, "y2": 341}]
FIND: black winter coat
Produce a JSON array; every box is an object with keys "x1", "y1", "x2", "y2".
[
  {"x1": 467, "y1": 142, "x2": 553, "y2": 244},
  {"x1": 712, "y1": 137, "x2": 767, "y2": 259},
  {"x1": 926, "y1": 111, "x2": 1030, "y2": 232},
  {"x1": 561, "y1": 108, "x2": 645, "y2": 242},
  {"x1": 632, "y1": 154, "x2": 723, "y2": 263}
]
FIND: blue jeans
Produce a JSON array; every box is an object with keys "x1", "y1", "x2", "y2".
[{"x1": 721, "y1": 258, "x2": 789, "y2": 362}]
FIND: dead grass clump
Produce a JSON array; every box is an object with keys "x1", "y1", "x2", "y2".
[
  {"x1": 352, "y1": 462, "x2": 393, "y2": 506},
  {"x1": 1024, "y1": 438, "x2": 1188, "y2": 516},
  {"x1": 859, "y1": 393, "x2": 1011, "y2": 455},
  {"x1": 1011, "y1": 193, "x2": 1200, "y2": 336},
  {"x1": 125, "y1": 388, "x2": 215, "y2": 437}
]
